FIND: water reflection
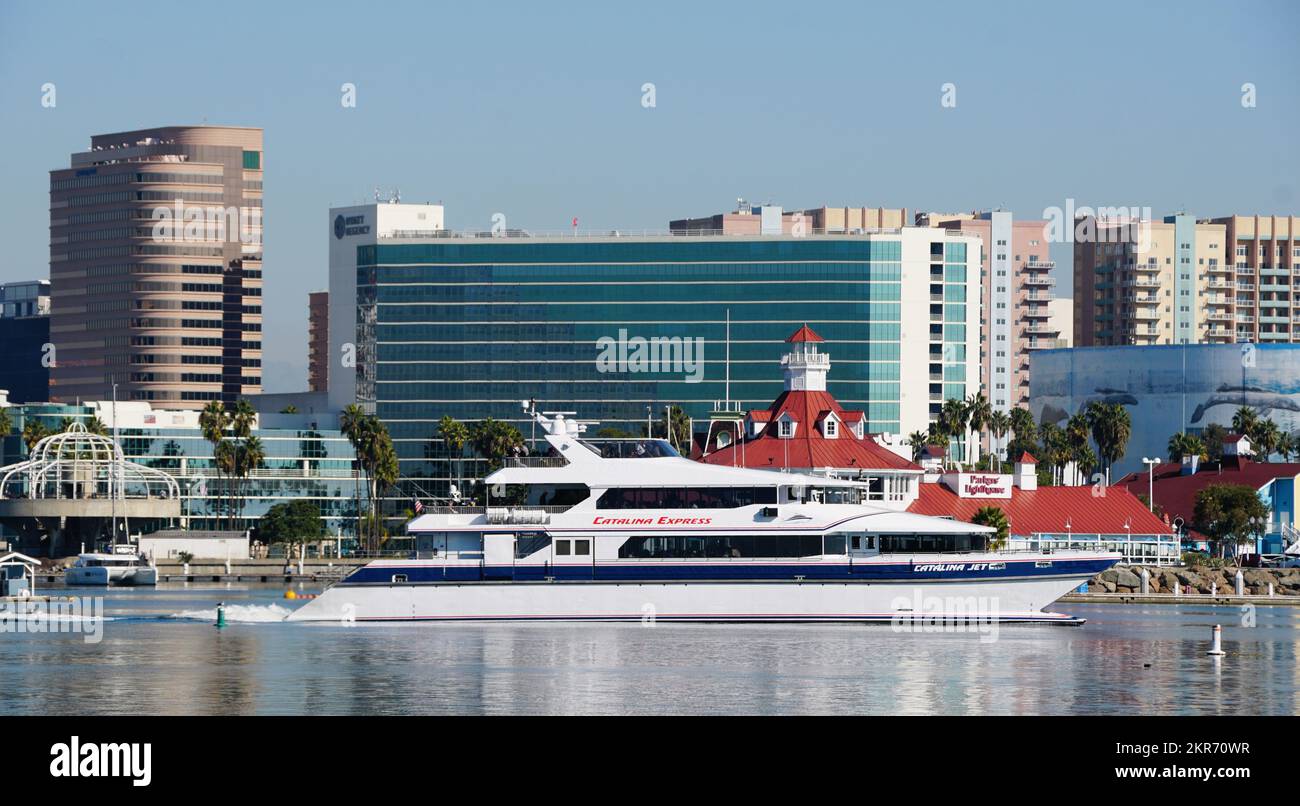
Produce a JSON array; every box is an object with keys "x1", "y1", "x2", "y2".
[{"x1": 2, "y1": 589, "x2": 1296, "y2": 715}]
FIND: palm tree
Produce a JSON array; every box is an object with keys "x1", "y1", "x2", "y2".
[
  {"x1": 1249, "y1": 418, "x2": 1280, "y2": 461},
  {"x1": 1007, "y1": 406, "x2": 1037, "y2": 462},
  {"x1": 1231, "y1": 406, "x2": 1259, "y2": 437},
  {"x1": 907, "y1": 430, "x2": 930, "y2": 462},
  {"x1": 339, "y1": 404, "x2": 368, "y2": 548},
  {"x1": 1085, "y1": 401, "x2": 1131, "y2": 484},
  {"x1": 988, "y1": 410, "x2": 1011, "y2": 473},
  {"x1": 1202, "y1": 422, "x2": 1229, "y2": 462},
  {"x1": 469, "y1": 418, "x2": 525, "y2": 472},
  {"x1": 1277, "y1": 432, "x2": 1296, "y2": 463},
  {"x1": 1064, "y1": 412, "x2": 1091, "y2": 485},
  {"x1": 437, "y1": 415, "x2": 470, "y2": 497},
  {"x1": 971, "y1": 506, "x2": 1010, "y2": 551},
  {"x1": 964, "y1": 393, "x2": 992, "y2": 467},
  {"x1": 938, "y1": 398, "x2": 968, "y2": 468},
  {"x1": 1038, "y1": 422, "x2": 1067, "y2": 486},
  {"x1": 21, "y1": 418, "x2": 50, "y2": 453},
  {"x1": 85, "y1": 416, "x2": 109, "y2": 436},
  {"x1": 198, "y1": 400, "x2": 231, "y2": 528},
  {"x1": 235, "y1": 435, "x2": 265, "y2": 527},
  {"x1": 0, "y1": 405, "x2": 12, "y2": 443},
  {"x1": 1167, "y1": 432, "x2": 1207, "y2": 464}
]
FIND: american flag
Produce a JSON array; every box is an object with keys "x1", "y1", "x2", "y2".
[{"x1": 413, "y1": 499, "x2": 424, "y2": 515}]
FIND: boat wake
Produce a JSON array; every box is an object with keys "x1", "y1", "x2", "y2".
[{"x1": 168, "y1": 604, "x2": 293, "y2": 623}]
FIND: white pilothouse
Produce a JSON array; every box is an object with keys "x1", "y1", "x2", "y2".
[{"x1": 287, "y1": 411, "x2": 1118, "y2": 624}]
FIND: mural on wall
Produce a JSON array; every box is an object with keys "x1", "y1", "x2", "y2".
[{"x1": 1030, "y1": 344, "x2": 1300, "y2": 477}]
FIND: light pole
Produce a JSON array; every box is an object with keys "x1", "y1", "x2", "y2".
[{"x1": 1141, "y1": 457, "x2": 1162, "y2": 512}]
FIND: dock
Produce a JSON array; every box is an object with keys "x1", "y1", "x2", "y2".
[{"x1": 1060, "y1": 591, "x2": 1300, "y2": 607}]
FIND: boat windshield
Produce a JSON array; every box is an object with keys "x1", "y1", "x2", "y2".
[{"x1": 578, "y1": 439, "x2": 680, "y2": 459}]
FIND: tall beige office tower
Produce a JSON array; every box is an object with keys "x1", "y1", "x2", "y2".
[{"x1": 49, "y1": 125, "x2": 264, "y2": 407}]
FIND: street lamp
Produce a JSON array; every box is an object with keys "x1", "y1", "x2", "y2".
[{"x1": 1141, "y1": 457, "x2": 1162, "y2": 512}]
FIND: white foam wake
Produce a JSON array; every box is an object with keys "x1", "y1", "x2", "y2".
[{"x1": 169, "y1": 603, "x2": 292, "y2": 623}]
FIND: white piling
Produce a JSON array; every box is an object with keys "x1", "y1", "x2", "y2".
[
  {"x1": 1140, "y1": 568, "x2": 1150, "y2": 595},
  {"x1": 1210, "y1": 581, "x2": 1217, "y2": 597},
  {"x1": 1269, "y1": 582, "x2": 1275, "y2": 597},
  {"x1": 1234, "y1": 569, "x2": 1244, "y2": 597},
  {"x1": 1206, "y1": 624, "x2": 1225, "y2": 656},
  {"x1": 1173, "y1": 580, "x2": 1181, "y2": 598}
]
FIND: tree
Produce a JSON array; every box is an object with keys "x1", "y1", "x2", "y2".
[
  {"x1": 0, "y1": 406, "x2": 11, "y2": 444},
  {"x1": 436, "y1": 415, "x2": 470, "y2": 496},
  {"x1": 257, "y1": 499, "x2": 325, "y2": 549},
  {"x1": 1231, "y1": 406, "x2": 1259, "y2": 437},
  {"x1": 988, "y1": 410, "x2": 1011, "y2": 473},
  {"x1": 1202, "y1": 423, "x2": 1228, "y2": 462},
  {"x1": 22, "y1": 418, "x2": 50, "y2": 453},
  {"x1": 351, "y1": 414, "x2": 401, "y2": 552},
  {"x1": 907, "y1": 430, "x2": 930, "y2": 462},
  {"x1": 1277, "y1": 431, "x2": 1296, "y2": 463},
  {"x1": 647, "y1": 405, "x2": 692, "y2": 452},
  {"x1": 85, "y1": 416, "x2": 109, "y2": 436},
  {"x1": 1064, "y1": 412, "x2": 1091, "y2": 485},
  {"x1": 1038, "y1": 421, "x2": 1069, "y2": 486},
  {"x1": 469, "y1": 417, "x2": 525, "y2": 471},
  {"x1": 964, "y1": 393, "x2": 992, "y2": 466},
  {"x1": 938, "y1": 398, "x2": 968, "y2": 468},
  {"x1": 1085, "y1": 401, "x2": 1131, "y2": 484},
  {"x1": 971, "y1": 506, "x2": 1010, "y2": 551},
  {"x1": 198, "y1": 400, "x2": 232, "y2": 528},
  {"x1": 339, "y1": 404, "x2": 368, "y2": 547},
  {"x1": 1249, "y1": 418, "x2": 1280, "y2": 461},
  {"x1": 1006, "y1": 407, "x2": 1037, "y2": 464},
  {"x1": 279, "y1": 405, "x2": 298, "y2": 414},
  {"x1": 1167, "y1": 432, "x2": 1206, "y2": 464},
  {"x1": 234, "y1": 435, "x2": 265, "y2": 524},
  {"x1": 1192, "y1": 483, "x2": 1270, "y2": 561}
]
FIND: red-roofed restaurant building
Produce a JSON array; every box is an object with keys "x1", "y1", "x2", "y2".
[
  {"x1": 909, "y1": 454, "x2": 1179, "y2": 565},
  {"x1": 696, "y1": 326, "x2": 923, "y2": 506},
  {"x1": 1114, "y1": 433, "x2": 1300, "y2": 557}
]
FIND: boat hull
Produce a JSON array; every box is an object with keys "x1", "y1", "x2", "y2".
[{"x1": 285, "y1": 573, "x2": 1094, "y2": 625}]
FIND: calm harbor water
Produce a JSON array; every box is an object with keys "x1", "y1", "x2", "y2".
[{"x1": 2, "y1": 584, "x2": 1297, "y2": 715}]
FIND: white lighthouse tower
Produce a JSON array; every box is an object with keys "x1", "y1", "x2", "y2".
[{"x1": 781, "y1": 324, "x2": 830, "y2": 392}]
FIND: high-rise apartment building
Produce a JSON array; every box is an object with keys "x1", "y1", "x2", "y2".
[
  {"x1": 308, "y1": 290, "x2": 329, "y2": 393},
  {"x1": 919, "y1": 211, "x2": 1062, "y2": 412},
  {"x1": 1213, "y1": 215, "x2": 1300, "y2": 343},
  {"x1": 48, "y1": 125, "x2": 264, "y2": 407},
  {"x1": 1073, "y1": 213, "x2": 1242, "y2": 346}
]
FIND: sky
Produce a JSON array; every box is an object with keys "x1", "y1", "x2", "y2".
[{"x1": 1, "y1": 0, "x2": 1297, "y2": 391}]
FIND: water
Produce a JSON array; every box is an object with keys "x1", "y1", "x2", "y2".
[{"x1": 2, "y1": 584, "x2": 1297, "y2": 715}]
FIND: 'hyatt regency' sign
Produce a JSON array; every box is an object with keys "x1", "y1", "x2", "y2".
[{"x1": 334, "y1": 214, "x2": 370, "y2": 239}]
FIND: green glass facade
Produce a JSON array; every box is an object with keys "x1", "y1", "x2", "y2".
[{"x1": 355, "y1": 236, "x2": 976, "y2": 497}]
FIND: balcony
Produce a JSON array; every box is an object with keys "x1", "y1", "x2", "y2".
[
  {"x1": 1206, "y1": 311, "x2": 1233, "y2": 323},
  {"x1": 1025, "y1": 291, "x2": 1054, "y2": 302},
  {"x1": 1023, "y1": 322, "x2": 1060, "y2": 335},
  {"x1": 1133, "y1": 308, "x2": 1160, "y2": 321},
  {"x1": 1023, "y1": 274, "x2": 1056, "y2": 287},
  {"x1": 1124, "y1": 277, "x2": 1161, "y2": 289},
  {"x1": 1024, "y1": 260, "x2": 1055, "y2": 270},
  {"x1": 1026, "y1": 338, "x2": 1069, "y2": 350},
  {"x1": 1022, "y1": 305, "x2": 1051, "y2": 319},
  {"x1": 1128, "y1": 262, "x2": 1161, "y2": 273}
]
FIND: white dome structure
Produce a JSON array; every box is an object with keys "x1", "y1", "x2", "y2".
[{"x1": 0, "y1": 421, "x2": 179, "y2": 502}]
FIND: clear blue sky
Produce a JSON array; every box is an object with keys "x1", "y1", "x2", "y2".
[{"x1": 2, "y1": 0, "x2": 1296, "y2": 391}]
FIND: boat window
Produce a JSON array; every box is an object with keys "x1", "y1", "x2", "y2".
[
  {"x1": 525, "y1": 484, "x2": 590, "y2": 508},
  {"x1": 617, "y1": 534, "x2": 826, "y2": 559},
  {"x1": 878, "y1": 534, "x2": 987, "y2": 553},
  {"x1": 392, "y1": 574, "x2": 408, "y2": 583},
  {"x1": 823, "y1": 534, "x2": 847, "y2": 555},
  {"x1": 597, "y1": 486, "x2": 779, "y2": 510},
  {"x1": 555, "y1": 540, "x2": 571, "y2": 556},
  {"x1": 574, "y1": 539, "x2": 591, "y2": 556},
  {"x1": 515, "y1": 532, "x2": 551, "y2": 559},
  {"x1": 578, "y1": 439, "x2": 680, "y2": 459}
]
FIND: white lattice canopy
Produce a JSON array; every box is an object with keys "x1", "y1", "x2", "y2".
[{"x1": 0, "y1": 422, "x2": 180, "y2": 501}]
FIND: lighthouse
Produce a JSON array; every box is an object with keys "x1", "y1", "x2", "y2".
[{"x1": 781, "y1": 324, "x2": 829, "y2": 392}]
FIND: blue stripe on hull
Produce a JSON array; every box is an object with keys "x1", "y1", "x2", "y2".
[{"x1": 341, "y1": 558, "x2": 1115, "y2": 585}]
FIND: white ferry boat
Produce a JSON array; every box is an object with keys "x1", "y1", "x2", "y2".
[
  {"x1": 64, "y1": 552, "x2": 158, "y2": 586},
  {"x1": 288, "y1": 412, "x2": 1118, "y2": 625}
]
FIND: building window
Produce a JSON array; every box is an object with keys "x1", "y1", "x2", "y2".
[{"x1": 242, "y1": 151, "x2": 261, "y2": 170}]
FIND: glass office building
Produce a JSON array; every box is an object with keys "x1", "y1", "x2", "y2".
[
  {"x1": 0, "y1": 403, "x2": 359, "y2": 541},
  {"x1": 350, "y1": 232, "x2": 981, "y2": 497}
]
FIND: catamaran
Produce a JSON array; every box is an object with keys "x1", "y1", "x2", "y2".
[{"x1": 287, "y1": 411, "x2": 1118, "y2": 625}]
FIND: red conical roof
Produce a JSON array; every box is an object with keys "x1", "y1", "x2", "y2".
[{"x1": 787, "y1": 324, "x2": 824, "y2": 343}]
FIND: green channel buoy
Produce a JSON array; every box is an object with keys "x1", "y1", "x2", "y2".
[{"x1": 215, "y1": 602, "x2": 227, "y2": 629}]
